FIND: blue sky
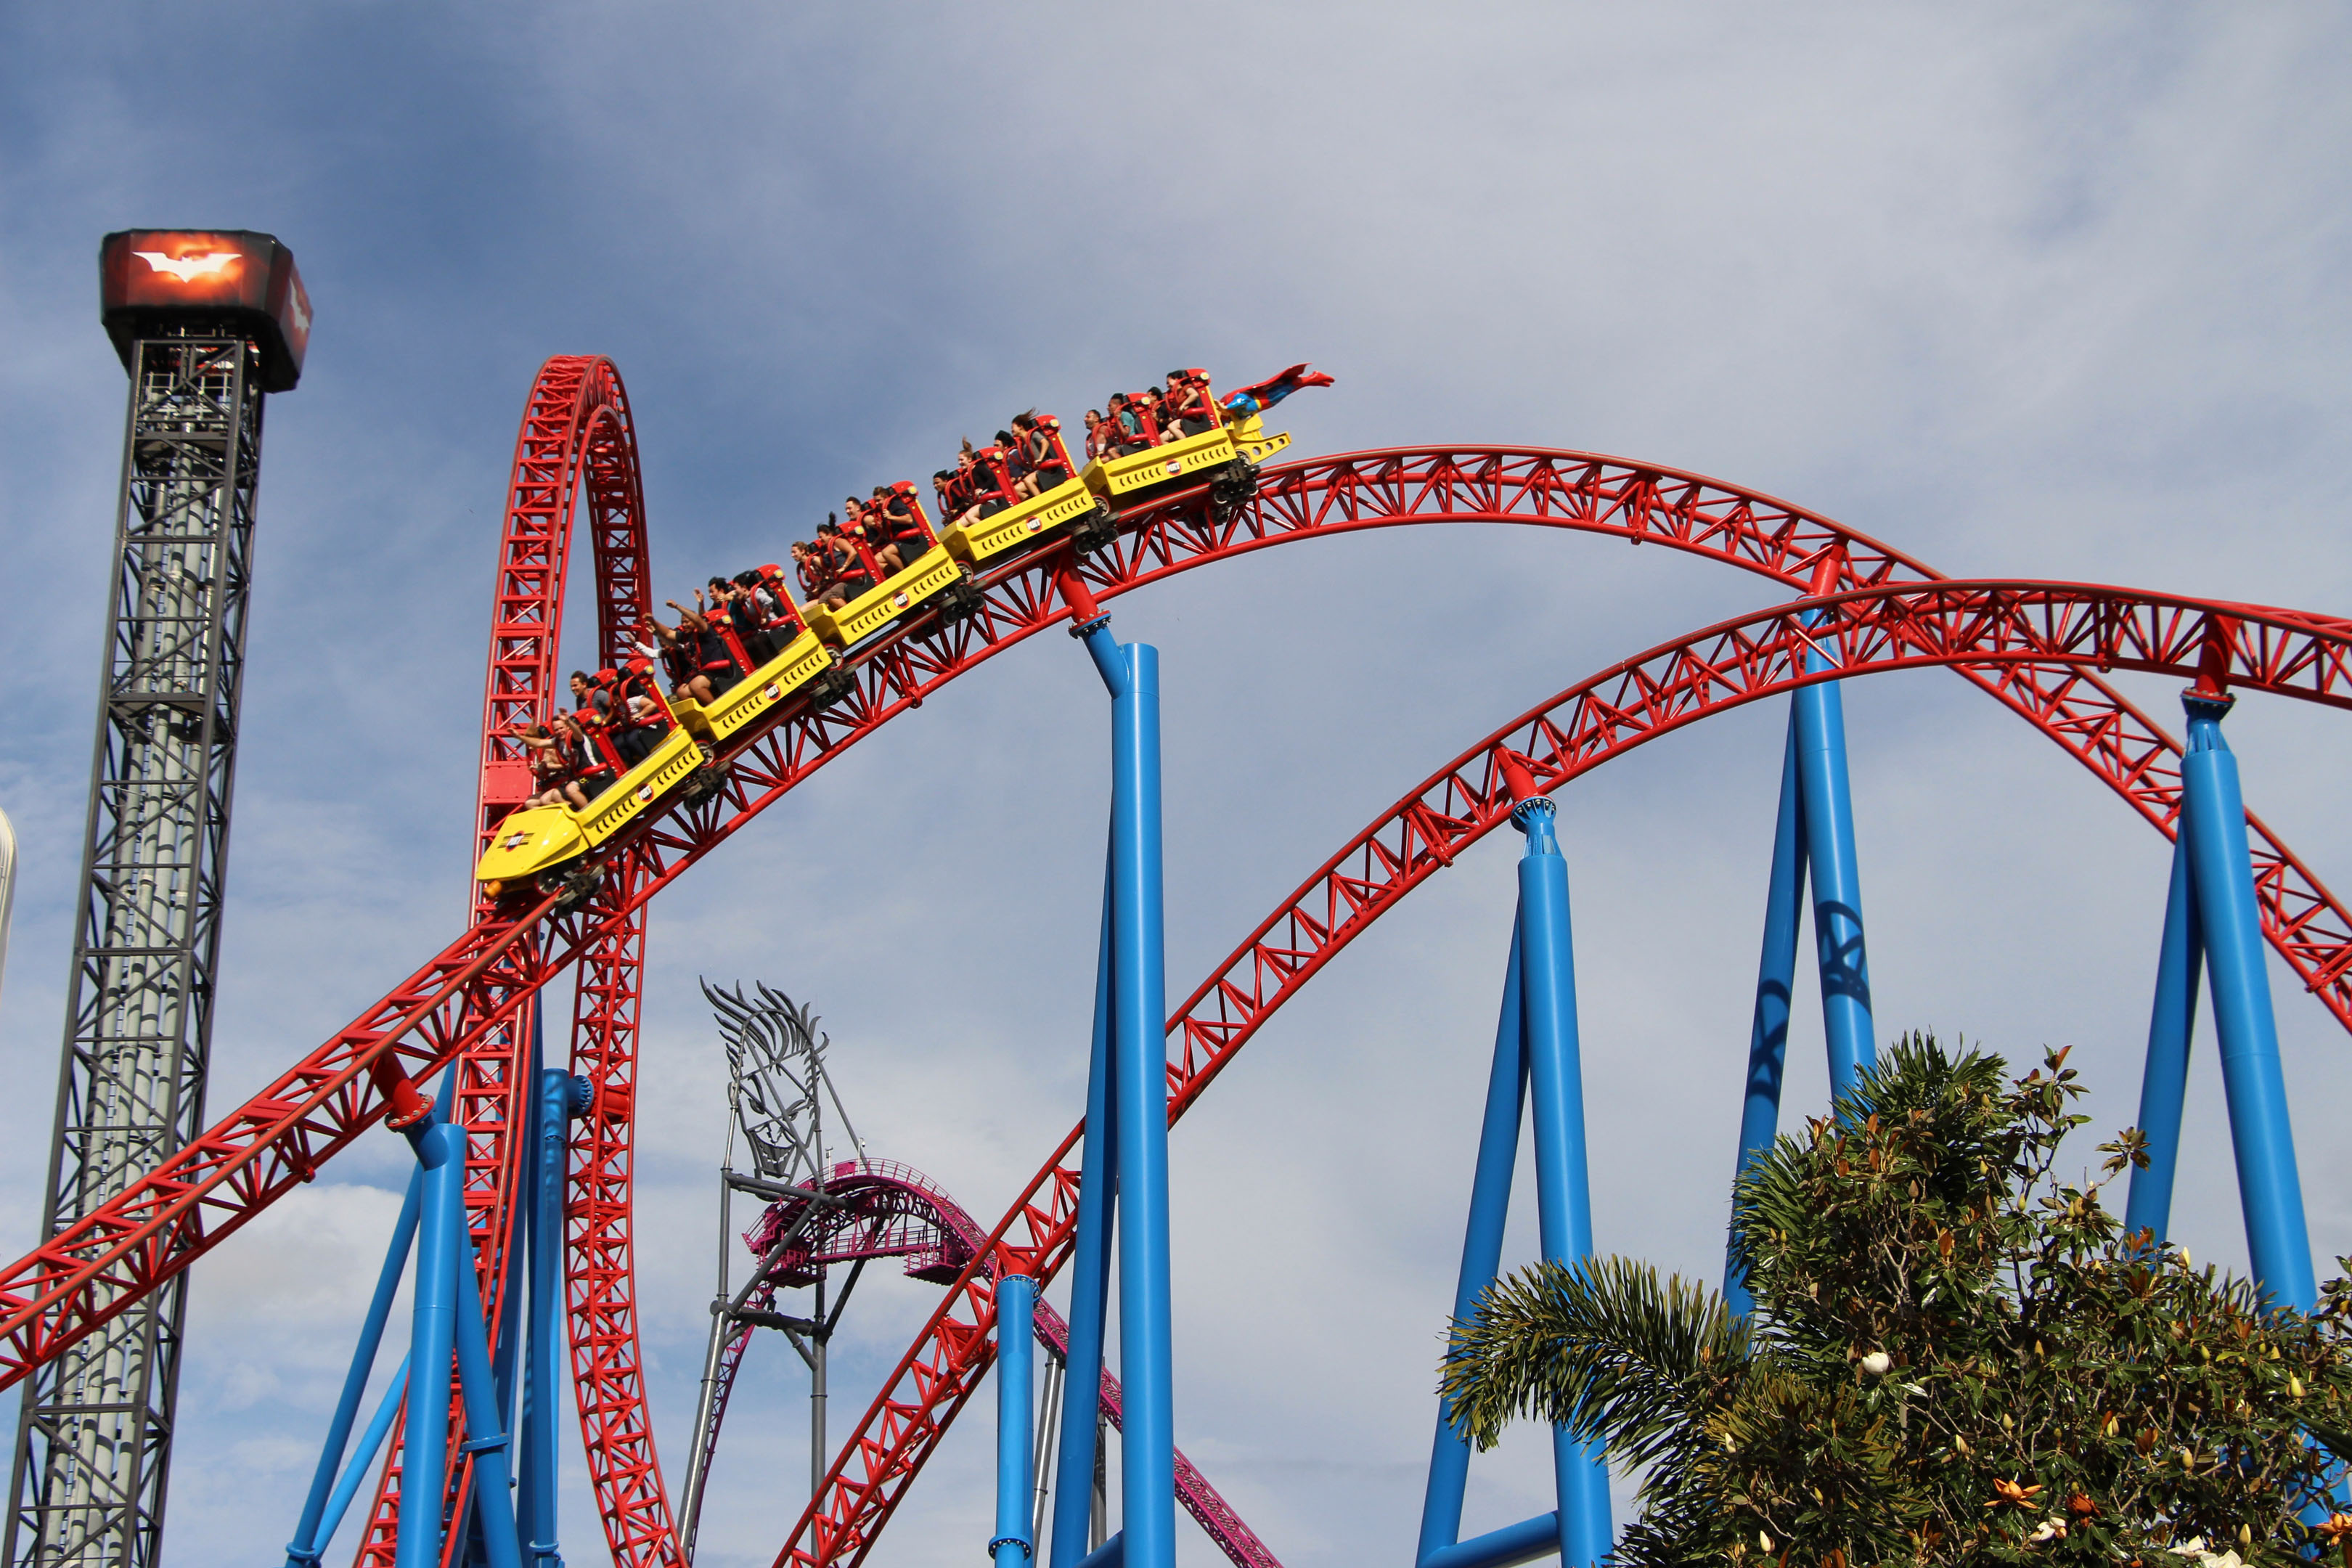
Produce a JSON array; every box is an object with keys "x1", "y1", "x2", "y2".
[{"x1": 3, "y1": 7, "x2": 2351, "y2": 1566}]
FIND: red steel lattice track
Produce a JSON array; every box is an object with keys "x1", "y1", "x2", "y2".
[{"x1": 0, "y1": 360, "x2": 2346, "y2": 1566}]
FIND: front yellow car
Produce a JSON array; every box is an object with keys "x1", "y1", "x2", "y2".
[{"x1": 474, "y1": 804, "x2": 587, "y2": 894}]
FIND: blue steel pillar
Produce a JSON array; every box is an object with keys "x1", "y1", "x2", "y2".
[
  {"x1": 519, "y1": 1068, "x2": 584, "y2": 1568},
  {"x1": 1107, "y1": 635, "x2": 1175, "y2": 1568},
  {"x1": 398, "y1": 1119, "x2": 464, "y2": 1568},
  {"x1": 1514, "y1": 800, "x2": 1612, "y2": 1568},
  {"x1": 1791, "y1": 652, "x2": 1874, "y2": 1098},
  {"x1": 452, "y1": 1225, "x2": 523, "y2": 1568},
  {"x1": 1725, "y1": 714, "x2": 1808, "y2": 1310},
  {"x1": 1064, "y1": 607, "x2": 1174, "y2": 1568},
  {"x1": 1048, "y1": 871, "x2": 1117, "y2": 1568},
  {"x1": 285, "y1": 1169, "x2": 422, "y2": 1568},
  {"x1": 2179, "y1": 693, "x2": 2316, "y2": 1310},
  {"x1": 1416, "y1": 930, "x2": 1530, "y2": 1566},
  {"x1": 2125, "y1": 833, "x2": 2202, "y2": 1245},
  {"x1": 992, "y1": 1275, "x2": 1039, "y2": 1568}
]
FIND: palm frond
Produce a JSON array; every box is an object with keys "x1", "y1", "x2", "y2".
[{"x1": 1438, "y1": 1256, "x2": 1747, "y2": 1469}]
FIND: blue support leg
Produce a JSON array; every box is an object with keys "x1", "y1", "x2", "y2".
[
  {"x1": 994, "y1": 1275, "x2": 1039, "y2": 1568},
  {"x1": 1726, "y1": 711, "x2": 1808, "y2": 1310},
  {"x1": 1108, "y1": 640, "x2": 1175, "y2": 1568},
  {"x1": 2126, "y1": 832, "x2": 2203, "y2": 1246},
  {"x1": 519, "y1": 1067, "x2": 580, "y2": 1568},
  {"x1": 1792, "y1": 651, "x2": 1874, "y2": 1098},
  {"x1": 318, "y1": 1352, "x2": 412, "y2": 1559},
  {"x1": 2179, "y1": 693, "x2": 2316, "y2": 1310},
  {"x1": 453, "y1": 1223, "x2": 524, "y2": 1568},
  {"x1": 1417, "y1": 924, "x2": 1530, "y2": 1566},
  {"x1": 398, "y1": 1121, "x2": 465, "y2": 1568},
  {"x1": 1513, "y1": 800, "x2": 1612, "y2": 1567},
  {"x1": 287, "y1": 1167, "x2": 422, "y2": 1567},
  {"x1": 492, "y1": 1013, "x2": 542, "y2": 1434},
  {"x1": 1049, "y1": 861, "x2": 1119, "y2": 1568}
]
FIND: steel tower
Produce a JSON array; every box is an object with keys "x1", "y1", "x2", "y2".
[{"x1": 6, "y1": 232, "x2": 311, "y2": 1568}]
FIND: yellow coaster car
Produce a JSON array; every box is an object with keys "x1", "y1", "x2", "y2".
[
  {"x1": 1082, "y1": 422, "x2": 1241, "y2": 500},
  {"x1": 677, "y1": 629, "x2": 845, "y2": 746},
  {"x1": 801, "y1": 544, "x2": 977, "y2": 650},
  {"x1": 942, "y1": 474, "x2": 1110, "y2": 568},
  {"x1": 474, "y1": 722, "x2": 706, "y2": 894},
  {"x1": 1080, "y1": 409, "x2": 1289, "y2": 517}
]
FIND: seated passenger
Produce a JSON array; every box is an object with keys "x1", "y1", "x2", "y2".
[
  {"x1": 752, "y1": 565, "x2": 807, "y2": 641},
  {"x1": 555, "y1": 711, "x2": 618, "y2": 801},
  {"x1": 515, "y1": 722, "x2": 586, "y2": 810},
  {"x1": 571, "y1": 669, "x2": 649, "y2": 765},
  {"x1": 947, "y1": 449, "x2": 993, "y2": 528},
  {"x1": 1082, "y1": 409, "x2": 1108, "y2": 463},
  {"x1": 614, "y1": 658, "x2": 671, "y2": 758},
  {"x1": 640, "y1": 612, "x2": 714, "y2": 705},
  {"x1": 711, "y1": 573, "x2": 777, "y2": 665},
  {"x1": 1108, "y1": 393, "x2": 1153, "y2": 456},
  {"x1": 791, "y1": 540, "x2": 828, "y2": 605},
  {"x1": 870, "y1": 486, "x2": 932, "y2": 560},
  {"x1": 846, "y1": 498, "x2": 905, "y2": 577},
  {"x1": 1009, "y1": 412, "x2": 1073, "y2": 498},
  {"x1": 1134, "y1": 386, "x2": 1175, "y2": 444},
  {"x1": 666, "y1": 598, "x2": 743, "y2": 696},
  {"x1": 1162, "y1": 371, "x2": 1215, "y2": 438},
  {"x1": 814, "y1": 520, "x2": 874, "y2": 608}
]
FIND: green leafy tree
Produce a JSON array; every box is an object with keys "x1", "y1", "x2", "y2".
[{"x1": 1438, "y1": 1034, "x2": 2352, "y2": 1564}]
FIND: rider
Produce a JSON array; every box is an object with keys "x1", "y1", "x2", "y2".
[
  {"x1": 666, "y1": 597, "x2": 743, "y2": 695},
  {"x1": 1009, "y1": 412, "x2": 1073, "y2": 497},
  {"x1": 871, "y1": 485, "x2": 932, "y2": 560},
  {"x1": 1162, "y1": 371, "x2": 1214, "y2": 437}
]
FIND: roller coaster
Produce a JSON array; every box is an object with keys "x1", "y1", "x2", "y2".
[{"x1": 5, "y1": 352, "x2": 2349, "y2": 1568}]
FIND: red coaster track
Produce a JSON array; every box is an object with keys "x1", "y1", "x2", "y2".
[{"x1": 0, "y1": 357, "x2": 2345, "y2": 1567}]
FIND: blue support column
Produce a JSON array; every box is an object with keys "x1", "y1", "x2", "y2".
[
  {"x1": 1792, "y1": 650, "x2": 1874, "y2": 1098},
  {"x1": 2179, "y1": 693, "x2": 2316, "y2": 1310},
  {"x1": 318, "y1": 1353, "x2": 411, "y2": 1557},
  {"x1": 1049, "y1": 864, "x2": 1119, "y2": 1568},
  {"x1": 287, "y1": 1168, "x2": 422, "y2": 1567},
  {"x1": 491, "y1": 1015, "x2": 542, "y2": 1432},
  {"x1": 993, "y1": 1275, "x2": 1039, "y2": 1568},
  {"x1": 1514, "y1": 800, "x2": 1612, "y2": 1568},
  {"x1": 452, "y1": 1225, "x2": 524, "y2": 1568},
  {"x1": 1417, "y1": 927, "x2": 1530, "y2": 1566},
  {"x1": 2125, "y1": 833, "x2": 2203, "y2": 1245},
  {"x1": 518, "y1": 1067, "x2": 581, "y2": 1568},
  {"x1": 398, "y1": 1119, "x2": 464, "y2": 1568},
  {"x1": 1107, "y1": 640, "x2": 1175, "y2": 1568},
  {"x1": 1726, "y1": 712, "x2": 1808, "y2": 1310}
]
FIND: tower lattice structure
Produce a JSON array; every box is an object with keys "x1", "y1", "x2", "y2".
[{"x1": 8, "y1": 230, "x2": 308, "y2": 1568}]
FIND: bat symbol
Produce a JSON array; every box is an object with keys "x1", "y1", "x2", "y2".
[{"x1": 132, "y1": 250, "x2": 238, "y2": 283}]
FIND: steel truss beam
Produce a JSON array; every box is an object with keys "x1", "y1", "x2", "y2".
[
  {"x1": 7, "y1": 329, "x2": 266, "y2": 1568},
  {"x1": 1, "y1": 427, "x2": 2351, "y2": 1568}
]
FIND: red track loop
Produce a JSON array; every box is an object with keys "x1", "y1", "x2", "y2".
[
  {"x1": 4, "y1": 440, "x2": 2352, "y2": 1568},
  {"x1": 356, "y1": 358, "x2": 660, "y2": 1567},
  {"x1": 775, "y1": 578, "x2": 2352, "y2": 1568}
]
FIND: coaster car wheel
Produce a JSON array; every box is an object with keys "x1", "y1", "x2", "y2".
[
  {"x1": 537, "y1": 865, "x2": 598, "y2": 913},
  {"x1": 681, "y1": 757, "x2": 730, "y2": 807},
  {"x1": 1071, "y1": 497, "x2": 1118, "y2": 556},
  {"x1": 1209, "y1": 459, "x2": 1259, "y2": 523},
  {"x1": 934, "y1": 562, "x2": 984, "y2": 624},
  {"x1": 805, "y1": 652, "x2": 856, "y2": 711}
]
